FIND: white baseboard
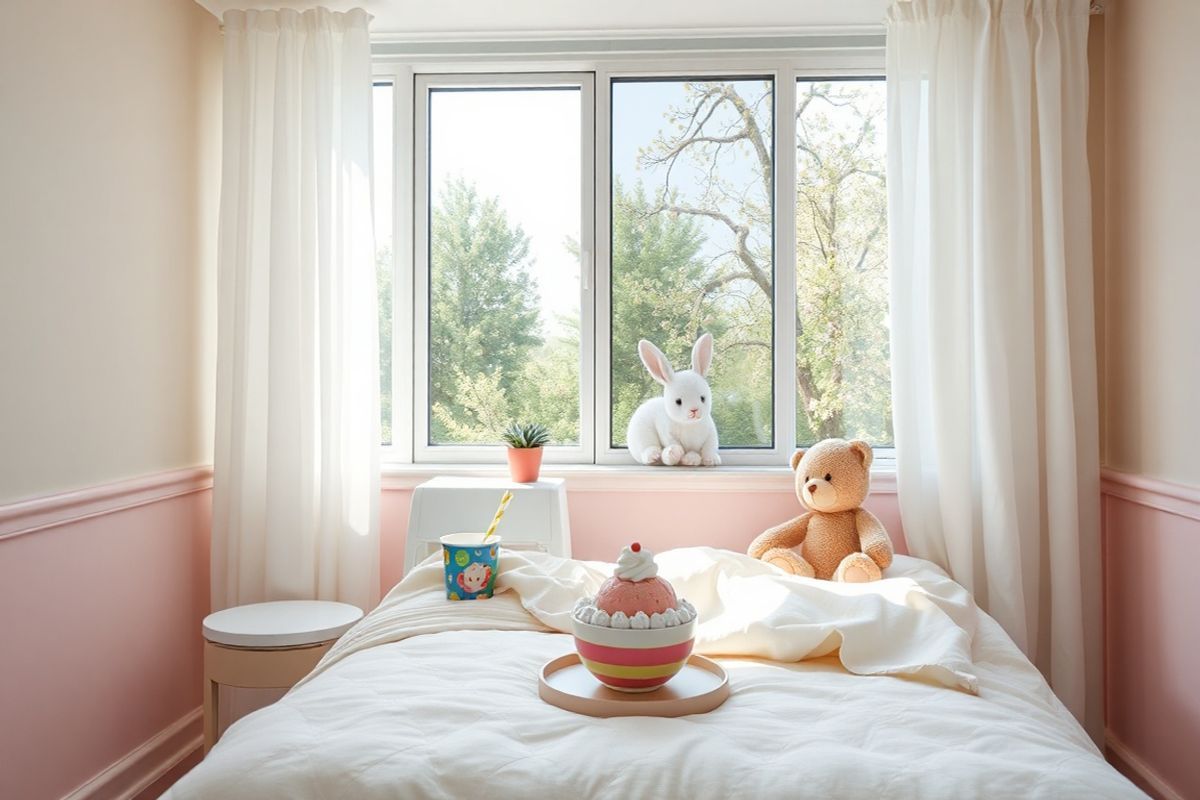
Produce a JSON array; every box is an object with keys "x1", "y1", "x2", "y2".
[
  {"x1": 1105, "y1": 728, "x2": 1185, "y2": 800},
  {"x1": 61, "y1": 708, "x2": 202, "y2": 800}
]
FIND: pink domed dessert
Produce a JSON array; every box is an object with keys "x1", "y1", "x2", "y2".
[
  {"x1": 594, "y1": 542, "x2": 678, "y2": 616},
  {"x1": 571, "y1": 544, "x2": 698, "y2": 692}
]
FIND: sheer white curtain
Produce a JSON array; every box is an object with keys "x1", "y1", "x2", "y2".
[
  {"x1": 212, "y1": 8, "x2": 379, "y2": 613},
  {"x1": 886, "y1": 0, "x2": 1101, "y2": 740}
]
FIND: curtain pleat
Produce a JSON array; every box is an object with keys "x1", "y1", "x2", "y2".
[
  {"x1": 886, "y1": 0, "x2": 1101, "y2": 741},
  {"x1": 212, "y1": 7, "x2": 379, "y2": 613}
]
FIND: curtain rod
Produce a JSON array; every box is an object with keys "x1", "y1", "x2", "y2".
[
  {"x1": 221, "y1": 3, "x2": 1106, "y2": 36},
  {"x1": 893, "y1": 0, "x2": 1104, "y2": 11}
]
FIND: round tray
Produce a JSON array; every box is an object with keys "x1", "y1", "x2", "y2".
[{"x1": 538, "y1": 652, "x2": 729, "y2": 717}]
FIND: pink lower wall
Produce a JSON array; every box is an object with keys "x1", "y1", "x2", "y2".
[
  {"x1": 0, "y1": 478, "x2": 210, "y2": 800},
  {"x1": 380, "y1": 484, "x2": 905, "y2": 595},
  {"x1": 1102, "y1": 471, "x2": 1200, "y2": 800}
]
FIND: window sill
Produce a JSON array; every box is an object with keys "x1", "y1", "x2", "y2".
[{"x1": 381, "y1": 462, "x2": 897, "y2": 493}]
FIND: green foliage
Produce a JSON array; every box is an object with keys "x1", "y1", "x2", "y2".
[
  {"x1": 431, "y1": 366, "x2": 512, "y2": 443},
  {"x1": 427, "y1": 177, "x2": 580, "y2": 446},
  {"x1": 429, "y1": 178, "x2": 543, "y2": 444},
  {"x1": 501, "y1": 422, "x2": 552, "y2": 449},
  {"x1": 609, "y1": 179, "x2": 704, "y2": 443},
  {"x1": 515, "y1": 320, "x2": 580, "y2": 444}
]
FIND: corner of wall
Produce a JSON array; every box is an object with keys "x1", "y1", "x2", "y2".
[
  {"x1": 1087, "y1": 13, "x2": 1107, "y2": 470},
  {"x1": 191, "y1": 4, "x2": 223, "y2": 467}
]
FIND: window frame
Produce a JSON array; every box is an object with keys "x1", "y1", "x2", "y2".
[
  {"x1": 596, "y1": 68, "x2": 789, "y2": 466},
  {"x1": 375, "y1": 50, "x2": 891, "y2": 468},
  {"x1": 412, "y1": 72, "x2": 596, "y2": 464}
]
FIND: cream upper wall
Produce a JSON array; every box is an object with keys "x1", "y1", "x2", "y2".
[
  {"x1": 0, "y1": 0, "x2": 221, "y2": 503},
  {"x1": 1101, "y1": 0, "x2": 1200, "y2": 487}
]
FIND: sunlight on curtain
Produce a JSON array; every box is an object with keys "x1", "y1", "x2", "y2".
[
  {"x1": 887, "y1": 0, "x2": 1101, "y2": 741},
  {"x1": 212, "y1": 8, "x2": 379, "y2": 612}
]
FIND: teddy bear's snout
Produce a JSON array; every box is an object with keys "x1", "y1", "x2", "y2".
[{"x1": 806, "y1": 481, "x2": 820, "y2": 495}]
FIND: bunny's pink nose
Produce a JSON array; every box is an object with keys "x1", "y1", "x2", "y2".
[{"x1": 689, "y1": 408, "x2": 699, "y2": 416}]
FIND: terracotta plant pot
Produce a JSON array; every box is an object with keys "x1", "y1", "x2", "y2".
[{"x1": 506, "y1": 447, "x2": 544, "y2": 483}]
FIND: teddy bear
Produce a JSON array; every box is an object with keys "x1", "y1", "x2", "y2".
[{"x1": 748, "y1": 438, "x2": 893, "y2": 582}]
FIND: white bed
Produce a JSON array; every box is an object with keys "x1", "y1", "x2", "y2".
[{"x1": 167, "y1": 549, "x2": 1141, "y2": 799}]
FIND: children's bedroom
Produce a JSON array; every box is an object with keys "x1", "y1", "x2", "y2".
[{"x1": 2, "y1": 0, "x2": 1196, "y2": 797}]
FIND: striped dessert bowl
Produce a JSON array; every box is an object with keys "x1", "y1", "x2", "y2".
[{"x1": 571, "y1": 616, "x2": 696, "y2": 693}]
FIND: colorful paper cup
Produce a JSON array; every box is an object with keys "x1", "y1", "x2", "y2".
[
  {"x1": 440, "y1": 532, "x2": 500, "y2": 600},
  {"x1": 572, "y1": 616, "x2": 696, "y2": 692}
]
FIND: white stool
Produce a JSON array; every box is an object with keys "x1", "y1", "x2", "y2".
[
  {"x1": 404, "y1": 477, "x2": 571, "y2": 575},
  {"x1": 201, "y1": 600, "x2": 362, "y2": 752}
]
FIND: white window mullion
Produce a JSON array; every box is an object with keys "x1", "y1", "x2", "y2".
[
  {"x1": 593, "y1": 69, "x2": 616, "y2": 464},
  {"x1": 578, "y1": 74, "x2": 598, "y2": 464},
  {"x1": 394, "y1": 64, "x2": 415, "y2": 464},
  {"x1": 412, "y1": 73, "x2": 433, "y2": 461},
  {"x1": 371, "y1": 63, "x2": 415, "y2": 465},
  {"x1": 775, "y1": 68, "x2": 799, "y2": 460}
]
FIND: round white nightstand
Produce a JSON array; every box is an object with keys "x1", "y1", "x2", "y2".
[{"x1": 202, "y1": 600, "x2": 362, "y2": 752}]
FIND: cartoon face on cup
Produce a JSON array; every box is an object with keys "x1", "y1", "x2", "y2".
[
  {"x1": 440, "y1": 532, "x2": 500, "y2": 600},
  {"x1": 458, "y1": 562, "x2": 492, "y2": 594}
]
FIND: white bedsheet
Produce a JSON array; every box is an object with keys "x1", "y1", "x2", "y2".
[{"x1": 168, "y1": 550, "x2": 1141, "y2": 799}]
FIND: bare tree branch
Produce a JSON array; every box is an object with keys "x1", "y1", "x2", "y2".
[
  {"x1": 852, "y1": 222, "x2": 885, "y2": 272},
  {"x1": 650, "y1": 202, "x2": 770, "y2": 298}
]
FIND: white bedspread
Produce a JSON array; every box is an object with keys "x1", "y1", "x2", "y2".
[{"x1": 168, "y1": 549, "x2": 1141, "y2": 799}]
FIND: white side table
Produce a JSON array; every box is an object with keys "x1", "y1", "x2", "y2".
[
  {"x1": 201, "y1": 600, "x2": 362, "y2": 753},
  {"x1": 404, "y1": 477, "x2": 571, "y2": 575}
]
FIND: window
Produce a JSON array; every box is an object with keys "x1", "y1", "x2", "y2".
[
  {"x1": 381, "y1": 60, "x2": 891, "y2": 466},
  {"x1": 413, "y1": 75, "x2": 594, "y2": 462},
  {"x1": 794, "y1": 78, "x2": 891, "y2": 446},
  {"x1": 609, "y1": 78, "x2": 775, "y2": 450}
]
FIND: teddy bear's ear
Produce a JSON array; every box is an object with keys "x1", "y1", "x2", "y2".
[
  {"x1": 789, "y1": 449, "x2": 805, "y2": 471},
  {"x1": 848, "y1": 440, "x2": 874, "y2": 469}
]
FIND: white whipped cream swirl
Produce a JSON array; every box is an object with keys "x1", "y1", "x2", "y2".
[
  {"x1": 615, "y1": 544, "x2": 658, "y2": 581},
  {"x1": 573, "y1": 597, "x2": 696, "y2": 629}
]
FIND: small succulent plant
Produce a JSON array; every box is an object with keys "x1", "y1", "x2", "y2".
[{"x1": 501, "y1": 422, "x2": 552, "y2": 449}]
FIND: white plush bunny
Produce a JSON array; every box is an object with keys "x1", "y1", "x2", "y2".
[{"x1": 626, "y1": 334, "x2": 721, "y2": 466}]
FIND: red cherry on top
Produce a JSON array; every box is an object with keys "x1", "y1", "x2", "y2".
[{"x1": 631, "y1": 542, "x2": 641, "y2": 552}]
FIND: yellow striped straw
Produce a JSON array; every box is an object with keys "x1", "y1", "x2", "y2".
[{"x1": 483, "y1": 491, "x2": 514, "y2": 541}]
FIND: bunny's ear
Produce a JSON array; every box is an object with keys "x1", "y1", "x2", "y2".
[
  {"x1": 691, "y1": 333, "x2": 714, "y2": 376},
  {"x1": 638, "y1": 340, "x2": 674, "y2": 386}
]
